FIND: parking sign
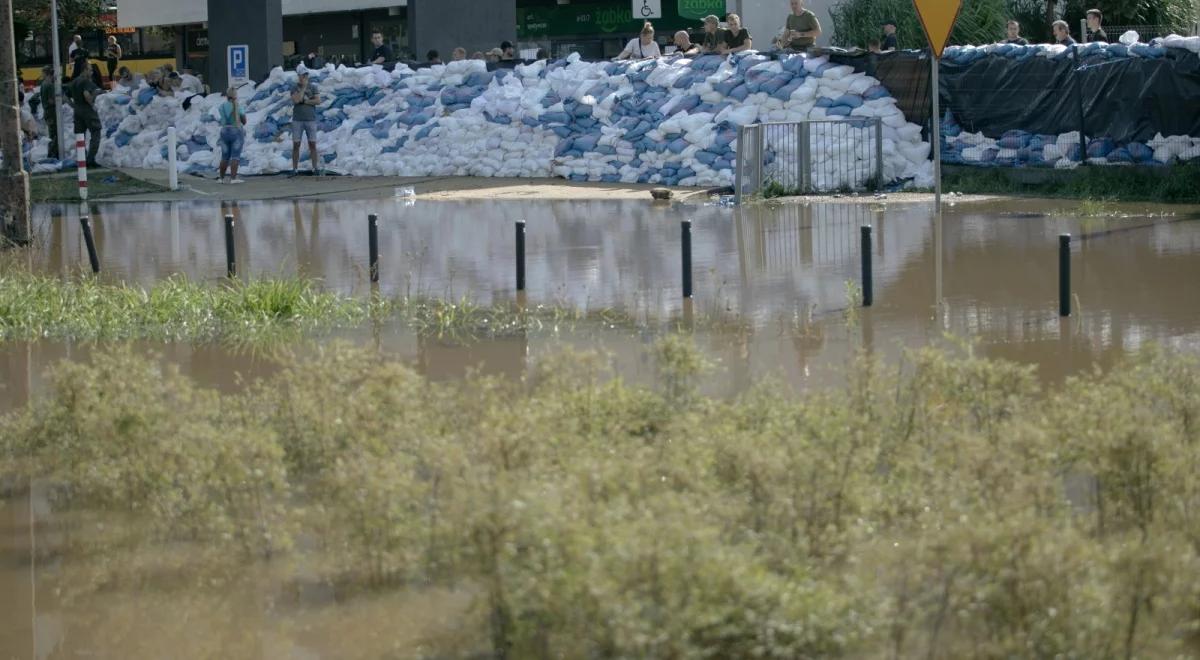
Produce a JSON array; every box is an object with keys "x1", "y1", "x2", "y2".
[
  {"x1": 634, "y1": 0, "x2": 662, "y2": 19},
  {"x1": 228, "y1": 45, "x2": 249, "y2": 86}
]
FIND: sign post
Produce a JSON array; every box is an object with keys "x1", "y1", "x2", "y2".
[
  {"x1": 912, "y1": 0, "x2": 961, "y2": 208},
  {"x1": 227, "y1": 44, "x2": 249, "y2": 87}
]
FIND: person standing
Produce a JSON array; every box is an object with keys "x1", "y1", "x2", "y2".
[
  {"x1": 290, "y1": 70, "x2": 322, "y2": 175},
  {"x1": 781, "y1": 0, "x2": 822, "y2": 51},
  {"x1": 39, "y1": 65, "x2": 59, "y2": 159},
  {"x1": 369, "y1": 32, "x2": 393, "y2": 65},
  {"x1": 616, "y1": 22, "x2": 662, "y2": 60},
  {"x1": 67, "y1": 34, "x2": 82, "y2": 59},
  {"x1": 880, "y1": 20, "x2": 898, "y2": 51},
  {"x1": 1085, "y1": 9, "x2": 1108, "y2": 42},
  {"x1": 723, "y1": 14, "x2": 753, "y2": 53},
  {"x1": 104, "y1": 36, "x2": 122, "y2": 88},
  {"x1": 1052, "y1": 20, "x2": 1076, "y2": 45},
  {"x1": 70, "y1": 48, "x2": 89, "y2": 81},
  {"x1": 69, "y1": 69, "x2": 102, "y2": 167},
  {"x1": 1004, "y1": 20, "x2": 1029, "y2": 44},
  {"x1": 217, "y1": 87, "x2": 247, "y2": 184}
]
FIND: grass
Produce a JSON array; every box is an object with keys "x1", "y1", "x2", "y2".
[
  {"x1": 3, "y1": 342, "x2": 1199, "y2": 657},
  {"x1": 0, "y1": 271, "x2": 369, "y2": 344},
  {"x1": 0, "y1": 264, "x2": 761, "y2": 346},
  {"x1": 942, "y1": 163, "x2": 1200, "y2": 204},
  {"x1": 29, "y1": 169, "x2": 166, "y2": 203}
]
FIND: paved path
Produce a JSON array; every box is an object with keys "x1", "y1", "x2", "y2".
[{"x1": 113, "y1": 169, "x2": 715, "y2": 203}]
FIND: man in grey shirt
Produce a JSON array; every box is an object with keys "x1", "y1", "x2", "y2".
[{"x1": 290, "y1": 70, "x2": 322, "y2": 175}]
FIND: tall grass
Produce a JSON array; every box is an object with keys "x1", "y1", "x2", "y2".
[{"x1": 3, "y1": 342, "x2": 1199, "y2": 657}]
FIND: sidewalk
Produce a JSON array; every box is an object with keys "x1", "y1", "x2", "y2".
[{"x1": 114, "y1": 168, "x2": 714, "y2": 203}]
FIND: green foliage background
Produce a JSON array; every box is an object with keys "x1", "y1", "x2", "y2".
[{"x1": 830, "y1": 0, "x2": 1197, "y2": 48}]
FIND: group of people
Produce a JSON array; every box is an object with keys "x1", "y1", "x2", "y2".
[{"x1": 616, "y1": 0, "x2": 823, "y2": 61}]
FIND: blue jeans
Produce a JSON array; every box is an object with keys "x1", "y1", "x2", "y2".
[{"x1": 219, "y1": 126, "x2": 245, "y2": 162}]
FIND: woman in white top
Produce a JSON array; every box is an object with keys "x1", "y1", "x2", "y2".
[{"x1": 615, "y1": 22, "x2": 662, "y2": 60}]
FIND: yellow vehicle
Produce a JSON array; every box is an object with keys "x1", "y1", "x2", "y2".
[{"x1": 21, "y1": 57, "x2": 175, "y2": 88}]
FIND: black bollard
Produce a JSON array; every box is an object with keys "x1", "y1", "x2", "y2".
[
  {"x1": 681, "y1": 219, "x2": 693, "y2": 299},
  {"x1": 515, "y1": 220, "x2": 526, "y2": 292},
  {"x1": 79, "y1": 216, "x2": 100, "y2": 274},
  {"x1": 861, "y1": 225, "x2": 873, "y2": 307},
  {"x1": 224, "y1": 214, "x2": 236, "y2": 278},
  {"x1": 368, "y1": 214, "x2": 380, "y2": 283},
  {"x1": 1059, "y1": 233, "x2": 1071, "y2": 317}
]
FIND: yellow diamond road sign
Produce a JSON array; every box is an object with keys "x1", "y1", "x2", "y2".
[{"x1": 913, "y1": 0, "x2": 963, "y2": 58}]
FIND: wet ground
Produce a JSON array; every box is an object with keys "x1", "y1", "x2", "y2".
[{"x1": 2, "y1": 195, "x2": 1199, "y2": 657}]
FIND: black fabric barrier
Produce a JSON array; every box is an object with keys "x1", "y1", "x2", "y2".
[{"x1": 938, "y1": 49, "x2": 1200, "y2": 144}]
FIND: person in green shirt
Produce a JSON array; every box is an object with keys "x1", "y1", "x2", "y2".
[
  {"x1": 781, "y1": 0, "x2": 822, "y2": 51},
  {"x1": 38, "y1": 65, "x2": 60, "y2": 159},
  {"x1": 700, "y1": 15, "x2": 725, "y2": 54}
]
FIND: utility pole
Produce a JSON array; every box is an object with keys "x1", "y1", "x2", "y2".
[
  {"x1": 50, "y1": 0, "x2": 67, "y2": 165},
  {"x1": 0, "y1": 0, "x2": 32, "y2": 244}
]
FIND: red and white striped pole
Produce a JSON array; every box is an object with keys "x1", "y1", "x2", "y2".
[{"x1": 75, "y1": 133, "x2": 88, "y2": 201}]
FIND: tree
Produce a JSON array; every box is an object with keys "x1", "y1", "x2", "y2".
[{"x1": 11, "y1": 0, "x2": 107, "y2": 63}]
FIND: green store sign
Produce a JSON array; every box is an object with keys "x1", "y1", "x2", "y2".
[
  {"x1": 519, "y1": 0, "x2": 726, "y2": 38},
  {"x1": 677, "y1": 0, "x2": 727, "y2": 20}
]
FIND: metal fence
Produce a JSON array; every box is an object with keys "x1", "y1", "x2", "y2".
[
  {"x1": 1080, "y1": 21, "x2": 1200, "y2": 43},
  {"x1": 734, "y1": 118, "x2": 885, "y2": 203}
]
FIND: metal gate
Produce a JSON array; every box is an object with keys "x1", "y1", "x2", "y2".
[{"x1": 734, "y1": 118, "x2": 885, "y2": 202}]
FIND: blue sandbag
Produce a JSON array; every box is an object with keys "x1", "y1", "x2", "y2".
[
  {"x1": 676, "y1": 166, "x2": 696, "y2": 179},
  {"x1": 667, "y1": 138, "x2": 689, "y2": 154},
  {"x1": 540, "y1": 111, "x2": 571, "y2": 124},
  {"x1": 675, "y1": 95, "x2": 701, "y2": 113},
  {"x1": 815, "y1": 96, "x2": 835, "y2": 108},
  {"x1": 695, "y1": 151, "x2": 718, "y2": 165},
  {"x1": 759, "y1": 76, "x2": 789, "y2": 95},
  {"x1": 136, "y1": 87, "x2": 157, "y2": 106},
  {"x1": 713, "y1": 80, "x2": 740, "y2": 96},
  {"x1": 998, "y1": 130, "x2": 1030, "y2": 149},
  {"x1": 1107, "y1": 147, "x2": 1132, "y2": 162},
  {"x1": 727, "y1": 84, "x2": 750, "y2": 101},
  {"x1": 595, "y1": 145, "x2": 616, "y2": 155},
  {"x1": 573, "y1": 134, "x2": 600, "y2": 151},
  {"x1": 1086, "y1": 137, "x2": 1115, "y2": 158},
  {"x1": 772, "y1": 79, "x2": 804, "y2": 102},
  {"x1": 833, "y1": 94, "x2": 863, "y2": 108},
  {"x1": 113, "y1": 130, "x2": 135, "y2": 148},
  {"x1": 1127, "y1": 142, "x2": 1153, "y2": 162},
  {"x1": 863, "y1": 85, "x2": 889, "y2": 100},
  {"x1": 827, "y1": 105, "x2": 852, "y2": 116}
]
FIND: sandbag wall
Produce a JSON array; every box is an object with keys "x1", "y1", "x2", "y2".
[
  {"x1": 939, "y1": 37, "x2": 1200, "y2": 168},
  {"x1": 19, "y1": 53, "x2": 932, "y2": 190}
]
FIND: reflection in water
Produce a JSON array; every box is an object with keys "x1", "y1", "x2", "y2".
[{"x1": 11, "y1": 197, "x2": 1200, "y2": 392}]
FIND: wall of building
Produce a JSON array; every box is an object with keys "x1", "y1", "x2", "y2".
[
  {"x1": 206, "y1": 0, "x2": 284, "y2": 90},
  {"x1": 118, "y1": 0, "x2": 407, "y2": 28},
  {"x1": 409, "y1": 0, "x2": 517, "y2": 61}
]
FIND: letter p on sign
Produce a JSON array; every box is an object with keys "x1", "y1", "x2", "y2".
[{"x1": 228, "y1": 44, "x2": 249, "y2": 86}]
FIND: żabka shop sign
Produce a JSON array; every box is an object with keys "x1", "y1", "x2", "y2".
[{"x1": 677, "y1": 0, "x2": 726, "y2": 20}]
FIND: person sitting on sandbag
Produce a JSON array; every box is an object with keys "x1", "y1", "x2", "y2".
[
  {"x1": 673, "y1": 30, "x2": 699, "y2": 56},
  {"x1": 723, "y1": 14, "x2": 753, "y2": 54},
  {"x1": 616, "y1": 22, "x2": 662, "y2": 60},
  {"x1": 699, "y1": 15, "x2": 725, "y2": 54}
]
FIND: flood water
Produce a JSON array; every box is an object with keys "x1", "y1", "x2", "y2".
[
  {"x1": 6, "y1": 195, "x2": 1200, "y2": 403},
  {"x1": 3, "y1": 195, "x2": 1200, "y2": 657}
]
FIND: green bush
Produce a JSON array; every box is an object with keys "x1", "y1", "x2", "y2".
[
  {"x1": 830, "y1": 0, "x2": 1010, "y2": 50},
  {"x1": 4, "y1": 341, "x2": 1200, "y2": 657}
]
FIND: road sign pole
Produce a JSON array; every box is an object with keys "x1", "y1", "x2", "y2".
[{"x1": 931, "y1": 56, "x2": 941, "y2": 208}]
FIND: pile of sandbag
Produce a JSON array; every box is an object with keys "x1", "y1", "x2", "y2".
[
  {"x1": 20, "y1": 51, "x2": 933, "y2": 189},
  {"x1": 941, "y1": 110, "x2": 1200, "y2": 169},
  {"x1": 942, "y1": 32, "x2": 1200, "y2": 64}
]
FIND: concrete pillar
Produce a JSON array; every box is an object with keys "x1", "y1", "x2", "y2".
[
  {"x1": 410, "y1": 0, "x2": 516, "y2": 62},
  {"x1": 206, "y1": 0, "x2": 283, "y2": 91}
]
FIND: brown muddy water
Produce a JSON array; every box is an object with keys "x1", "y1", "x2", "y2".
[
  {"x1": 2, "y1": 196, "x2": 1199, "y2": 657},
  {"x1": 6, "y1": 196, "x2": 1200, "y2": 405}
]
